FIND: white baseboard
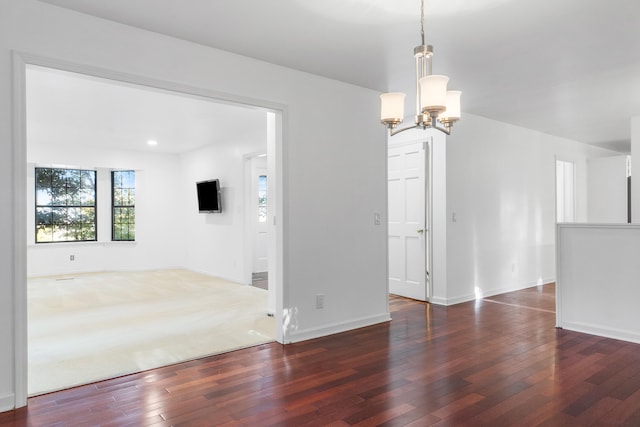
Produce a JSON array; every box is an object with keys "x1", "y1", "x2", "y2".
[
  {"x1": 430, "y1": 277, "x2": 556, "y2": 306},
  {"x1": 560, "y1": 321, "x2": 640, "y2": 345},
  {"x1": 285, "y1": 313, "x2": 391, "y2": 343},
  {"x1": 429, "y1": 296, "x2": 449, "y2": 306},
  {"x1": 481, "y1": 277, "x2": 555, "y2": 299},
  {"x1": 0, "y1": 393, "x2": 15, "y2": 413}
]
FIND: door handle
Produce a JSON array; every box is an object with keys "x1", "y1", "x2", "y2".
[{"x1": 417, "y1": 228, "x2": 424, "y2": 234}]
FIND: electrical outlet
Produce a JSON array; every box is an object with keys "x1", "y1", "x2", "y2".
[
  {"x1": 316, "y1": 294, "x2": 325, "y2": 309},
  {"x1": 70, "y1": 255, "x2": 75, "y2": 261}
]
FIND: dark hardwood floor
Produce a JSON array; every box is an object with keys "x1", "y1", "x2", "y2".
[{"x1": 4, "y1": 283, "x2": 640, "y2": 426}]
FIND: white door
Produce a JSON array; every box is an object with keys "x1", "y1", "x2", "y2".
[
  {"x1": 252, "y1": 159, "x2": 268, "y2": 273},
  {"x1": 388, "y1": 141, "x2": 428, "y2": 301}
]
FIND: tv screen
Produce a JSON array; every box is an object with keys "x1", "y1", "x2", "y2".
[{"x1": 196, "y1": 179, "x2": 222, "y2": 213}]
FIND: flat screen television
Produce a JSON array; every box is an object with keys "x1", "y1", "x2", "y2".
[{"x1": 196, "y1": 179, "x2": 222, "y2": 213}]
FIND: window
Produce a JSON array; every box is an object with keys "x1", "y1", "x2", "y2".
[
  {"x1": 35, "y1": 167, "x2": 97, "y2": 243},
  {"x1": 258, "y1": 174, "x2": 267, "y2": 222},
  {"x1": 112, "y1": 170, "x2": 136, "y2": 241}
]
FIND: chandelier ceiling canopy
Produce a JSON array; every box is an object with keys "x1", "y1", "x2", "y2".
[{"x1": 380, "y1": 0, "x2": 462, "y2": 136}]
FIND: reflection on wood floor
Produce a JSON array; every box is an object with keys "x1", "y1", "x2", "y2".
[{"x1": 7, "y1": 283, "x2": 640, "y2": 425}]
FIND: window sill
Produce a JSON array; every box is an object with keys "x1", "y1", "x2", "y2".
[{"x1": 27, "y1": 240, "x2": 137, "y2": 248}]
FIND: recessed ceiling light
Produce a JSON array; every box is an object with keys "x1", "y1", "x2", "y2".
[{"x1": 147, "y1": 140, "x2": 158, "y2": 146}]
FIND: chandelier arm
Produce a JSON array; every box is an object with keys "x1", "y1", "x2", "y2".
[
  {"x1": 387, "y1": 122, "x2": 451, "y2": 137},
  {"x1": 431, "y1": 124, "x2": 451, "y2": 135},
  {"x1": 431, "y1": 115, "x2": 452, "y2": 135},
  {"x1": 388, "y1": 124, "x2": 420, "y2": 137}
]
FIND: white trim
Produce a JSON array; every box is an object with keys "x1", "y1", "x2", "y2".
[
  {"x1": 560, "y1": 321, "x2": 640, "y2": 345},
  {"x1": 434, "y1": 293, "x2": 476, "y2": 306},
  {"x1": 430, "y1": 278, "x2": 556, "y2": 306},
  {"x1": 429, "y1": 296, "x2": 449, "y2": 306},
  {"x1": 555, "y1": 223, "x2": 563, "y2": 328},
  {"x1": 273, "y1": 109, "x2": 286, "y2": 344},
  {"x1": 17, "y1": 52, "x2": 287, "y2": 114},
  {"x1": 426, "y1": 137, "x2": 434, "y2": 302},
  {"x1": 555, "y1": 222, "x2": 640, "y2": 230},
  {"x1": 285, "y1": 313, "x2": 391, "y2": 343},
  {"x1": 480, "y1": 277, "x2": 556, "y2": 300},
  {"x1": 0, "y1": 394, "x2": 16, "y2": 413},
  {"x1": 12, "y1": 51, "x2": 28, "y2": 409},
  {"x1": 383, "y1": 129, "x2": 390, "y2": 315},
  {"x1": 12, "y1": 51, "x2": 288, "y2": 406}
]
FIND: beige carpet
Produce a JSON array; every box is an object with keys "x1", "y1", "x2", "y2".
[{"x1": 28, "y1": 269, "x2": 275, "y2": 396}]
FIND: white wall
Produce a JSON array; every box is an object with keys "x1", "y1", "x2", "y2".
[
  {"x1": 179, "y1": 137, "x2": 265, "y2": 284},
  {"x1": 587, "y1": 155, "x2": 628, "y2": 223},
  {"x1": 28, "y1": 120, "x2": 269, "y2": 284},
  {"x1": 557, "y1": 224, "x2": 640, "y2": 344},
  {"x1": 1, "y1": 0, "x2": 389, "y2": 410},
  {"x1": 445, "y1": 113, "x2": 619, "y2": 304},
  {"x1": 26, "y1": 145, "x2": 185, "y2": 276}
]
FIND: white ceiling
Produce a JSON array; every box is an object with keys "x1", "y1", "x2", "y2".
[
  {"x1": 38, "y1": 0, "x2": 640, "y2": 152},
  {"x1": 27, "y1": 66, "x2": 268, "y2": 154}
]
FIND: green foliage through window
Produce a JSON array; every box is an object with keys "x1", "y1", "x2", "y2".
[
  {"x1": 35, "y1": 167, "x2": 97, "y2": 243},
  {"x1": 258, "y1": 175, "x2": 267, "y2": 223},
  {"x1": 112, "y1": 170, "x2": 135, "y2": 241}
]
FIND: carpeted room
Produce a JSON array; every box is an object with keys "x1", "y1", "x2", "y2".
[
  {"x1": 28, "y1": 269, "x2": 274, "y2": 395},
  {"x1": 26, "y1": 65, "x2": 276, "y2": 395}
]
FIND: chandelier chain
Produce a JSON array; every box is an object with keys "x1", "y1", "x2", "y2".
[{"x1": 420, "y1": 0, "x2": 425, "y2": 46}]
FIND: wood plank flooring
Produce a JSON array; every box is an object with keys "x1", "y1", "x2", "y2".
[{"x1": 4, "y1": 283, "x2": 640, "y2": 426}]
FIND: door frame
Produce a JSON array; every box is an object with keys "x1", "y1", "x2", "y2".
[
  {"x1": 11, "y1": 51, "x2": 287, "y2": 408},
  {"x1": 243, "y1": 153, "x2": 274, "y2": 315},
  {"x1": 555, "y1": 158, "x2": 577, "y2": 223}
]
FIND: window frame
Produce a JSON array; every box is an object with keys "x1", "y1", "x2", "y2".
[
  {"x1": 34, "y1": 167, "x2": 97, "y2": 244},
  {"x1": 258, "y1": 174, "x2": 267, "y2": 223},
  {"x1": 111, "y1": 170, "x2": 136, "y2": 242}
]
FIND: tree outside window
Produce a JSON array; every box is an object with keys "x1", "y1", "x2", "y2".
[
  {"x1": 35, "y1": 167, "x2": 97, "y2": 243},
  {"x1": 258, "y1": 175, "x2": 267, "y2": 223},
  {"x1": 112, "y1": 170, "x2": 136, "y2": 241}
]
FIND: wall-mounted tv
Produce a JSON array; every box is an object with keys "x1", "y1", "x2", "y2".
[{"x1": 196, "y1": 179, "x2": 222, "y2": 213}]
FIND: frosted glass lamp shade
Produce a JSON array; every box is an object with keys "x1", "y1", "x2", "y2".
[
  {"x1": 419, "y1": 75, "x2": 449, "y2": 113},
  {"x1": 380, "y1": 92, "x2": 406, "y2": 124},
  {"x1": 440, "y1": 90, "x2": 462, "y2": 121}
]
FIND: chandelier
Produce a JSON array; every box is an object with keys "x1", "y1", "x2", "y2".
[{"x1": 380, "y1": 0, "x2": 461, "y2": 136}]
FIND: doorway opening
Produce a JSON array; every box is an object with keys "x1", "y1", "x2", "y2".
[{"x1": 14, "y1": 55, "x2": 284, "y2": 401}]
